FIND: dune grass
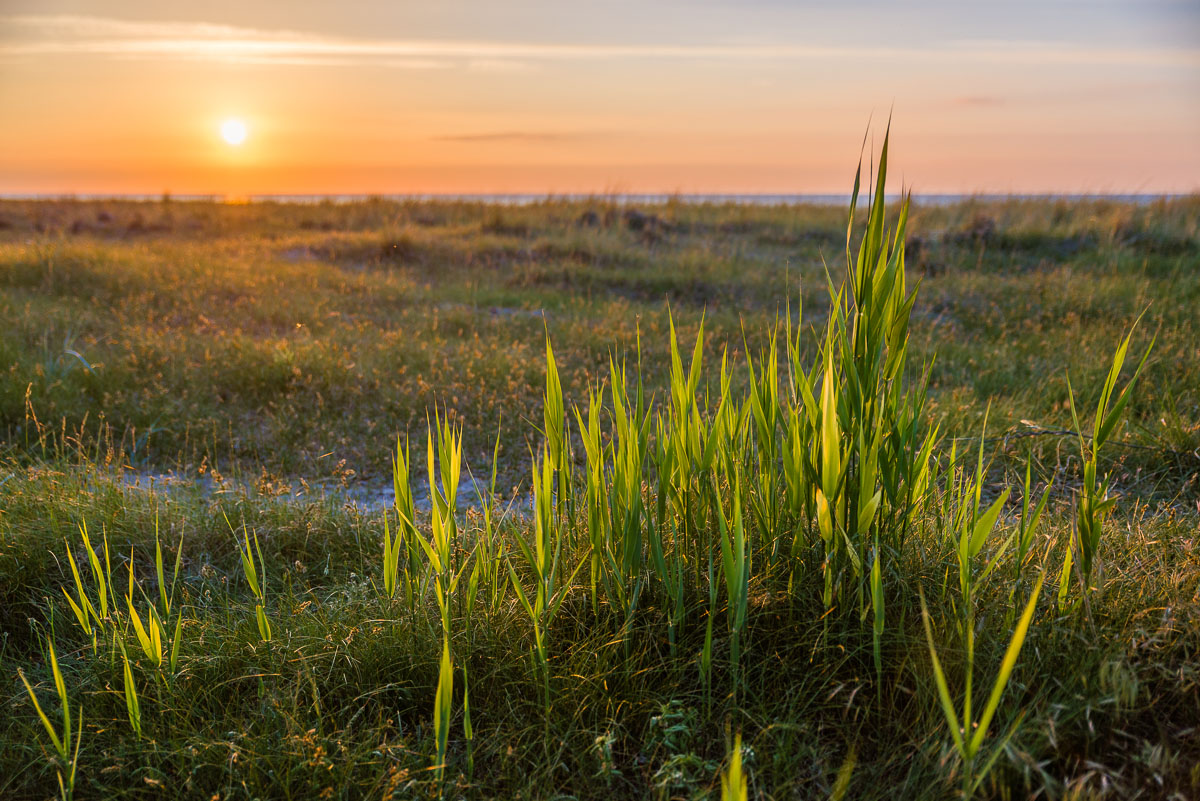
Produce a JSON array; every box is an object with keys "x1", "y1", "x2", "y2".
[{"x1": 0, "y1": 155, "x2": 1198, "y2": 799}]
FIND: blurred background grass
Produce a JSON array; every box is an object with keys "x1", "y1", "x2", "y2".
[{"x1": 1, "y1": 196, "x2": 1195, "y2": 500}]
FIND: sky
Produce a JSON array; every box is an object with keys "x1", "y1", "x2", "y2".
[{"x1": 1, "y1": 0, "x2": 1198, "y2": 195}]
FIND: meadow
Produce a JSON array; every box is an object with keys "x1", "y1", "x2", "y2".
[{"x1": 1, "y1": 150, "x2": 1198, "y2": 800}]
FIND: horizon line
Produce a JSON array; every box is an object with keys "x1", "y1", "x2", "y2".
[{"x1": 3, "y1": 190, "x2": 1195, "y2": 204}]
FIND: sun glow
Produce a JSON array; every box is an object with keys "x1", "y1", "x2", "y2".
[{"x1": 220, "y1": 119, "x2": 248, "y2": 146}]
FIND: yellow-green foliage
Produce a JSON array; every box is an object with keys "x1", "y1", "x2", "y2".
[{"x1": 0, "y1": 156, "x2": 1196, "y2": 800}]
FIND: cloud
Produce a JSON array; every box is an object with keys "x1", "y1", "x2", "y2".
[
  {"x1": 3, "y1": 14, "x2": 1198, "y2": 69},
  {"x1": 952, "y1": 95, "x2": 1004, "y2": 106},
  {"x1": 465, "y1": 58, "x2": 535, "y2": 73},
  {"x1": 433, "y1": 131, "x2": 581, "y2": 143}
]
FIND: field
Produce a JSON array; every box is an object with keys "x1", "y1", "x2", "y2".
[{"x1": 1, "y1": 163, "x2": 1198, "y2": 800}]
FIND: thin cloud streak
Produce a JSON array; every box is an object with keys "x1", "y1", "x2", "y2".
[
  {"x1": 434, "y1": 131, "x2": 585, "y2": 142},
  {"x1": 4, "y1": 15, "x2": 1198, "y2": 68},
  {"x1": 952, "y1": 95, "x2": 1005, "y2": 106}
]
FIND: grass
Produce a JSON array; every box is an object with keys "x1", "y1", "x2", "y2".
[{"x1": 0, "y1": 150, "x2": 1198, "y2": 800}]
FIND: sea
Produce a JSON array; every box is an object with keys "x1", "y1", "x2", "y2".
[{"x1": 0, "y1": 193, "x2": 1189, "y2": 207}]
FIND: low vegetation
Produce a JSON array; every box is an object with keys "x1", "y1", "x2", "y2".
[{"x1": 1, "y1": 138, "x2": 1197, "y2": 799}]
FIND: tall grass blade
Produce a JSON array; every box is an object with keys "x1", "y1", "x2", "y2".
[
  {"x1": 918, "y1": 588, "x2": 965, "y2": 755},
  {"x1": 967, "y1": 573, "x2": 1045, "y2": 757},
  {"x1": 433, "y1": 637, "x2": 453, "y2": 781}
]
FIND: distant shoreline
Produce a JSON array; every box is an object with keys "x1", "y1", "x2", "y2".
[{"x1": 1, "y1": 192, "x2": 1194, "y2": 206}]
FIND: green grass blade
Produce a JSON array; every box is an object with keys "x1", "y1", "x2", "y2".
[
  {"x1": 121, "y1": 646, "x2": 142, "y2": 739},
  {"x1": 18, "y1": 667, "x2": 66, "y2": 759},
  {"x1": 1096, "y1": 333, "x2": 1154, "y2": 449},
  {"x1": 154, "y1": 516, "x2": 168, "y2": 614},
  {"x1": 871, "y1": 545, "x2": 884, "y2": 683},
  {"x1": 919, "y1": 589, "x2": 965, "y2": 755},
  {"x1": 969, "y1": 488, "x2": 1011, "y2": 559},
  {"x1": 433, "y1": 636, "x2": 453, "y2": 780},
  {"x1": 968, "y1": 572, "x2": 1045, "y2": 757},
  {"x1": 170, "y1": 611, "x2": 184, "y2": 673},
  {"x1": 255, "y1": 604, "x2": 272, "y2": 642}
]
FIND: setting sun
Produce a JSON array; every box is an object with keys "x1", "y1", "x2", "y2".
[{"x1": 220, "y1": 119, "x2": 247, "y2": 146}]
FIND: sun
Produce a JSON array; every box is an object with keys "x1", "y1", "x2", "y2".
[{"x1": 220, "y1": 119, "x2": 248, "y2": 146}]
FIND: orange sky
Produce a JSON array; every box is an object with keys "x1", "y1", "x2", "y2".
[{"x1": 2, "y1": 2, "x2": 1198, "y2": 195}]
